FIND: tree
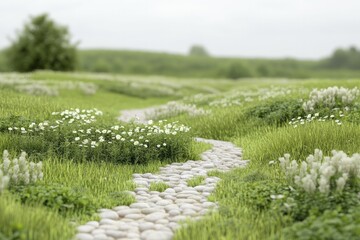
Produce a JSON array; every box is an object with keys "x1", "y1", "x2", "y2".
[
  {"x1": 5, "y1": 14, "x2": 77, "y2": 72},
  {"x1": 189, "y1": 45, "x2": 209, "y2": 57},
  {"x1": 225, "y1": 62, "x2": 253, "y2": 79}
]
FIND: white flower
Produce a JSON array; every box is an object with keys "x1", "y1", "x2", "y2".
[
  {"x1": 115, "y1": 135, "x2": 121, "y2": 140},
  {"x1": 134, "y1": 141, "x2": 139, "y2": 146},
  {"x1": 75, "y1": 137, "x2": 80, "y2": 141}
]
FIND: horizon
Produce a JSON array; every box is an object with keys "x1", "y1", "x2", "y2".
[{"x1": 1, "y1": 0, "x2": 359, "y2": 60}]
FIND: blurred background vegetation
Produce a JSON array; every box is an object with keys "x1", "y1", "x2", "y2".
[{"x1": 0, "y1": 13, "x2": 359, "y2": 79}]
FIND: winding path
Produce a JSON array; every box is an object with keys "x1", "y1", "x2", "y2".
[{"x1": 76, "y1": 107, "x2": 248, "y2": 240}]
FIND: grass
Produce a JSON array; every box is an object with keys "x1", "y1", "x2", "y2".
[
  {"x1": 187, "y1": 176, "x2": 205, "y2": 187},
  {"x1": 149, "y1": 182, "x2": 169, "y2": 192},
  {"x1": 1, "y1": 71, "x2": 360, "y2": 239},
  {"x1": 0, "y1": 193, "x2": 75, "y2": 240}
]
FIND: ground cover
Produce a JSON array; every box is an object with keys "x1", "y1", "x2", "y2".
[{"x1": 1, "y1": 72, "x2": 360, "y2": 239}]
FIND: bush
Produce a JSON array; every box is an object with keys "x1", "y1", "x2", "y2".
[
  {"x1": 188, "y1": 45, "x2": 209, "y2": 57},
  {"x1": 245, "y1": 99, "x2": 305, "y2": 125},
  {"x1": 5, "y1": 14, "x2": 77, "y2": 72},
  {"x1": 282, "y1": 208, "x2": 360, "y2": 240},
  {"x1": 11, "y1": 184, "x2": 98, "y2": 216},
  {"x1": 4, "y1": 109, "x2": 194, "y2": 164},
  {"x1": 225, "y1": 62, "x2": 253, "y2": 79}
]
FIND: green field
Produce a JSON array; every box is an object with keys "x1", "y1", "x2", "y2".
[
  {"x1": 2, "y1": 49, "x2": 360, "y2": 79},
  {"x1": 1, "y1": 71, "x2": 360, "y2": 239}
]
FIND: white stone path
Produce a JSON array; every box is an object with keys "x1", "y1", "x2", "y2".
[{"x1": 76, "y1": 108, "x2": 248, "y2": 240}]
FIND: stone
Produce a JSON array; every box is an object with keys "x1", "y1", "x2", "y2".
[
  {"x1": 156, "y1": 200, "x2": 172, "y2": 206},
  {"x1": 144, "y1": 212, "x2": 167, "y2": 222},
  {"x1": 76, "y1": 233, "x2": 94, "y2": 240},
  {"x1": 92, "y1": 233, "x2": 108, "y2": 240},
  {"x1": 142, "y1": 230, "x2": 172, "y2": 240},
  {"x1": 99, "y1": 211, "x2": 118, "y2": 220},
  {"x1": 77, "y1": 225, "x2": 94, "y2": 233},
  {"x1": 139, "y1": 222, "x2": 155, "y2": 231},
  {"x1": 141, "y1": 208, "x2": 165, "y2": 214},
  {"x1": 125, "y1": 213, "x2": 144, "y2": 220},
  {"x1": 105, "y1": 230, "x2": 127, "y2": 238},
  {"x1": 130, "y1": 202, "x2": 150, "y2": 209},
  {"x1": 86, "y1": 221, "x2": 99, "y2": 228},
  {"x1": 169, "y1": 209, "x2": 181, "y2": 216},
  {"x1": 117, "y1": 208, "x2": 141, "y2": 217}
]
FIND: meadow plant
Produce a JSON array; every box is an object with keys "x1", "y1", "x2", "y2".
[
  {"x1": 8, "y1": 108, "x2": 103, "y2": 134},
  {"x1": 303, "y1": 86, "x2": 360, "y2": 112},
  {"x1": 146, "y1": 101, "x2": 210, "y2": 120},
  {"x1": 288, "y1": 112, "x2": 344, "y2": 127},
  {"x1": 6, "y1": 108, "x2": 193, "y2": 163},
  {"x1": 0, "y1": 150, "x2": 43, "y2": 186},
  {"x1": 78, "y1": 82, "x2": 98, "y2": 95},
  {"x1": 71, "y1": 119, "x2": 190, "y2": 150},
  {"x1": 0, "y1": 169, "x2": 9, "y2": 193},
  {"x1": 277, "y1": 149, "x2": 360, "y2": 194},
  {"x1": 15, "y1": 83, "x2": 59, "y2": 96}
]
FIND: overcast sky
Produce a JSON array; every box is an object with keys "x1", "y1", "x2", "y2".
[{"x1": 0, "y1": 0, "x2": 359, "y2": 59}]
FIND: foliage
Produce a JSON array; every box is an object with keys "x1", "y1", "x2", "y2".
[
  {"x1": 225, "y1": 62, "x2": 253, "y2": 79},
  {"x1": 5, "y1": 14, "x2": 77, "y2": 72},
  {"x1": 0, "y1": 194, "x2": 75, "y2": 240},
  {"x1": 245, "y1": 98, "x2": 305, "y2": 125},
  {"x1": 187, "y1": 175, "x2": 205, "y2": 187},
  {"x1": 11, "y1": 184, "x2": 98, "y2": 216},
  {"x1": 277, "y1": 149, "x2": 360, "y2": 194},
  {"x1": 146, "y1": 101, "x2": 210, "y2": 120},
  {"x1": 323, "y1": 46, "x2": 360, "y2": 70},
  {"x1": 188, "y1": 45, "x2": 210, "y2": 57},
  {"x1": 149, "y1": 182, "x2": 169, "y2": 192},
  {"x1": 303, "y1": 86, "x2": 359, "y2": 112},
  {"x1": 0, "y1": 150, "x2": 43, "y2": 186},
  {"x1": 5, "y1": 109, "x2": 194, "y2": 164},
  {"x1": 282, "y1": 208, "x2": 360, "y2": 240}
]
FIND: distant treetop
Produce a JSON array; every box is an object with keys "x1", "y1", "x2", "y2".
[
  {"x1": 5, "y1": 13, "x2": 78, "y2": 72},
  {"x1": 189, "y1": 45, "x2": 210, "y2": 57}
]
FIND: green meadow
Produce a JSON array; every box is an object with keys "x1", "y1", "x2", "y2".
[{"x1": 1, "y1": 71, "x2": 360, "y2": 239}]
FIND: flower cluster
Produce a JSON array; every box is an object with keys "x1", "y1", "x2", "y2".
[
  {"x1": 0, "y1": 150, "x2": 43, "y2": 186},
  {"x1": 0, "y1": 73, "x2": 99, "y2": 96},
  {"x1": 15, "y1": 83, "x2": 59, "y2": 96},
  {"x1": 185, "y1": 86, "x2": 308, "y2": 108},
  {"x1": 78, "y1": 82, "x2": 98, "y2": 95},
  {"x1": 276, "y1": 149, "x2": 360, "y2": 194},
  {"x1": 303, "y1": 86, "x2": 360, "y2": 112},
  {"x1": 8, "y1": 108, "x2": 103, "y2": 134},
  {"x1": 0, "y1": 169, "x2": 9, "y2": 193},
  {"x1": 146, "y1": 101, "x2": 210, "y2": 120},
  {"x1": 51, "y1": 108, "x2": 103, "y2": 125},
  {"x1": 72, "y1": 120, "x2": 191, "y2": 149},
  {"x1": 288, "y1": 112, "x2": 344, "y2": 128}
]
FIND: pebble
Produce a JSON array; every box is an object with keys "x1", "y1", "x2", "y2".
[{"x1": 99, "y1": 211, "x2": 118, "y2": 220}]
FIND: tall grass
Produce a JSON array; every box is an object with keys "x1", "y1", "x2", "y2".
[{"x1": 0, "y1": 193, "x2": 75, "y2": 240}]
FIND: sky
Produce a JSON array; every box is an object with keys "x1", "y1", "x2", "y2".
[{"x1": 0, "y1": 0, "x2": 359, "y2": 59}]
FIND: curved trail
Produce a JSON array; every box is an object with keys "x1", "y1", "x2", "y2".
[{"x1": 76, "y1": 107, "x2": 248, "y2": 240}]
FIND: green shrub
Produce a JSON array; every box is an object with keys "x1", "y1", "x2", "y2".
[
  {"x1": 11, "y1": 184, "x2": 98, "y2": 216},
  {"x1": 282, "y1": 208, "x2": 360, "y2": 240},
  {"x1": 245, "y1": 98, "x2": 305, "y2": 125},
  {"x1": 0, "y1": 194, "x2": 74, "y2": 240}
]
